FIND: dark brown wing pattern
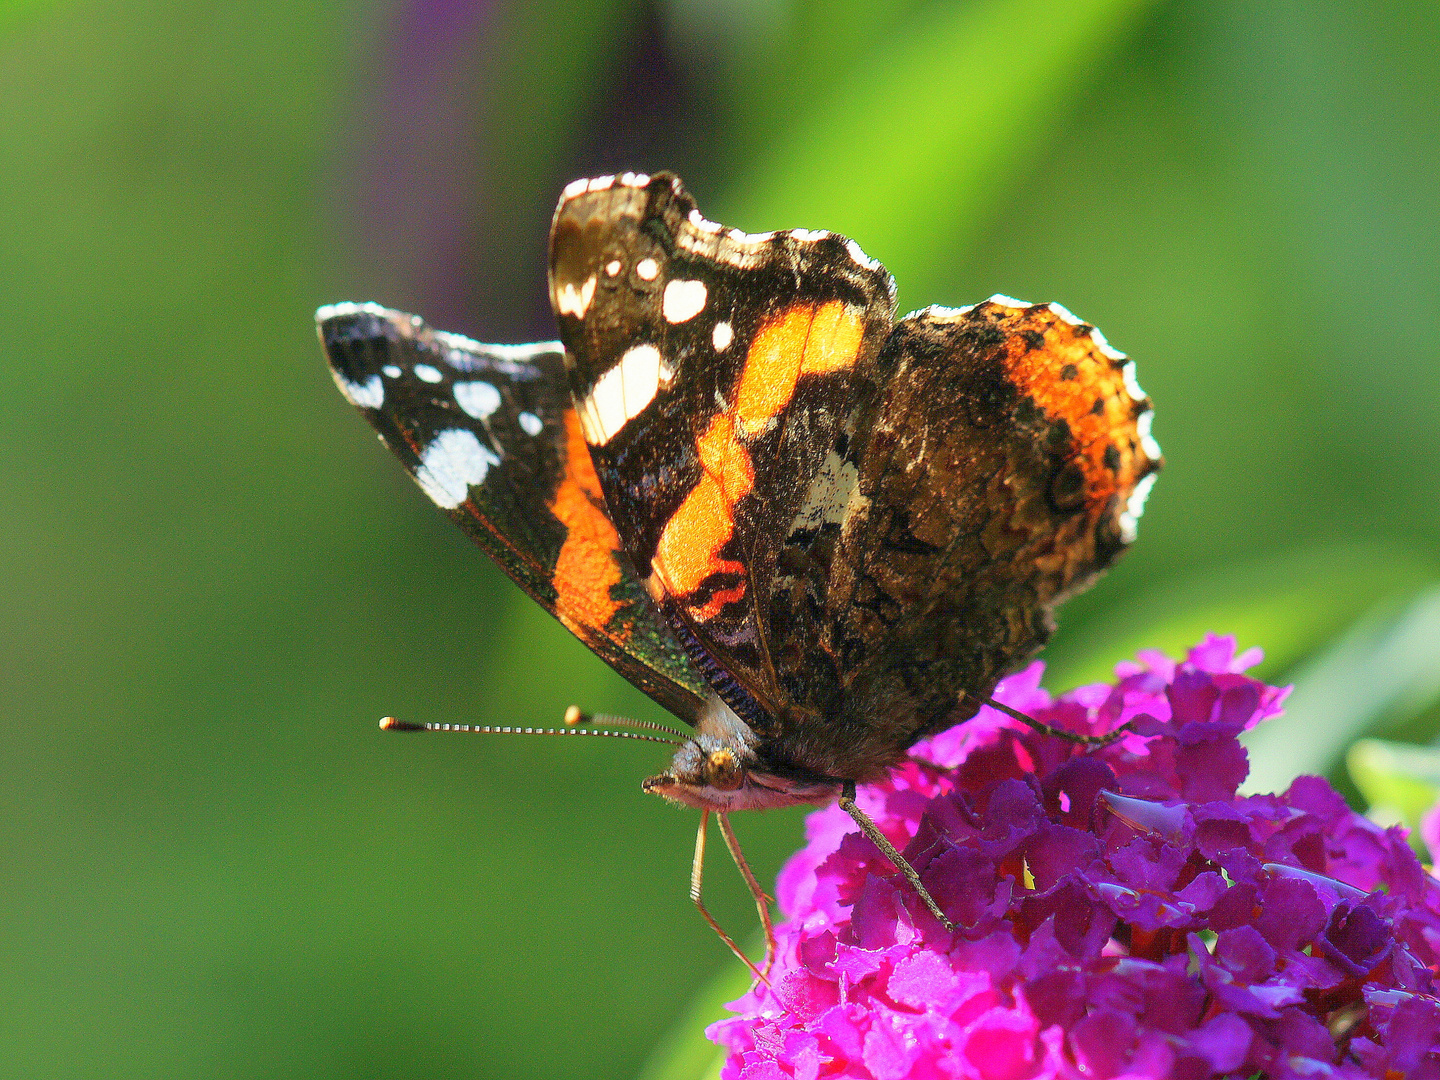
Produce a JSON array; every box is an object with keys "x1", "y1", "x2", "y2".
[
  {"x1": 318, "y1": 302, "x2": 711, "y2": 723},
  {"x1": 764, "y1": 298, "x2": 1161, "y2": 778},
  {"x1": 547, "y1": 175, "x2": 1159, "y2": 783},
  {"x1": 548, "y1": 173, "x2": 898, "y2": 735}
]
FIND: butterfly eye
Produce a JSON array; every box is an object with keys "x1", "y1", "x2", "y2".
[{"x1": 705, "y1": 748, "x2": 744, "y2": 791}]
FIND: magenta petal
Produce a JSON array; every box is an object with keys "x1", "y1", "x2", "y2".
[
  {"x1": 1268, "y1": 1008, "x2": 1340, "y2": 1064},
  {"x1": 1319, "y1": 901, "x2": 1395, "y2": 975},
  {"x1": 861, "y1": 1013, "x2": 920, "y2": 1080},
  {"x1": 1176, "y1": 735, "x2": 1251, "y2": 800},
  {"x1": 1375, "y1": 994, "x2": 1440, "y2": 1069},
  {"x1": 881, "y1": 956, "x2": 961, "y2": 1013},
  {"x1": 1168, "y1": 669, "x2": 1221, "y2": 723},
  {"x1": 1253, "y1": 875, "x2": 1329, "y2": 951},
  {"x1": 1421, "y1": 801, "x2": 1440, "y2": 866},
  {"x1": 1026, "y1": 824, "x2": 1103, "y2": 890},
  {"x1": 779, "y1": 1032, "x2": 826, "y2": 1080},
  {"x1": 949, "y1": 929, "x2": 1022, "y2": 983},
  {"x1": 1176, "y1": 871, "x2": 1228, "y2": 911},
  {"x1": 736, "y1": 1060, "x2": 788, "y2": 1080},
  {"x1": 1215, "y1": 924, "x2": 1278, "y2": 982},
  {"x1": 956, "y1": 1005, "x2": 1041, "y2": 1080},
  {"x1": 1102, "y1": 790, "x2": 1188, "y2": 841},
  {"x1": 1070, "y1": 1008, "x2": 1138, "y2": 1078},
  {"x1": 1186, "y1": 1011, "x2": 1253, "y2": 1072}
]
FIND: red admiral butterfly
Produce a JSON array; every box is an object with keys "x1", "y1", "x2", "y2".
[{"x1": 319, "y1": 172, "x2": 1161, "y2": 977}]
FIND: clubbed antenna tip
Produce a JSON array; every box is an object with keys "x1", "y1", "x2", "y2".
[{"x1": 375, "y1": 714, "x2": 685, "y2": 746}]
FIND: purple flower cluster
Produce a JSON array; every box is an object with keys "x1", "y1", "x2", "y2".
[{"x1": 709, "y1": 636, "x2": 1440, "y2": 1080}]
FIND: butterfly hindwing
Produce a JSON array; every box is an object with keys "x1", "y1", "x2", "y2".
[
  {"x1": 547, "y1": 173, "x2": 898, "y2": 731},
  {"x1": 318, "y1": 302, "x2": 711, "y2": 723},
  {"x1": 758, "y1": 298, "x2": 1162, "y2": 776}
]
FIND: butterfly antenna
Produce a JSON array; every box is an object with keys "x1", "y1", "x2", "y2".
[
  {"x1": 379, "y1": 717, "x2": 684, "y2": 747},
  {"x1": 967, "y1": 691, "x2": 1133, "y2": 747},
  {"x1": 563, "y1": 705, "x2": 689, "y2": 740}
]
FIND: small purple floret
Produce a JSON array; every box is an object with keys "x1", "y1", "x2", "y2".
[{"x1": 708, "y1": 635, "x2": 1440, "y2": 1079}]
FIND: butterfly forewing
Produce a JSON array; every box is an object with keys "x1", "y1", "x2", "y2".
[
  {"x1": 318, "y1": 302, "x2": 711, "y2": 723},
  {"x1": 547, "y1": 174, "x2": 897, "y2": 731}
]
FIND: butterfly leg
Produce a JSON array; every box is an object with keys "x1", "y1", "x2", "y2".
[
  {"x1": 971, "y1": 691, "x2": 1134, "y2": 746},
  {"x1": 691, "y1": 809, "x2": 772, "y2": 987},
  {"x1": 838, "y1": 782, "x2": 956, "y2": 932},
  {"x1": 715, "y1": 812, "x2": 777, "y2": 977}
]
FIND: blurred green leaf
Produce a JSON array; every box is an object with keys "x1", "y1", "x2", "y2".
[
  {"x1": 1241, "y1": 584, "x2": 1440, "y2": 796},
  {"x1": 1044, "y1": 542, "x2": 1439, "y2": 690},
  {"x1": 1348, "y1": 738, "x2": 1440, "y2": 852},
  {"x1": 468, "y1": 0, "x2": 649, "y2": 327},
  {"x1": 719, "y1": 0, "x2": 1162, "y2": 308},
  {"x1": 635, "y1": 947, "x2": 754, "y2": 1080},
  {"x1": 0, "y1": 0, "x2": 56, "y2": 32}
]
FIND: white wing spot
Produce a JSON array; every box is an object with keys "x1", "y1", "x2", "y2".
[
  {"x1": 518, "y1": 412, "x2": 543, "y2": 437},
  {"x1": 636, "y1": 258, "x2": 659, "y2": 281},
  {"x1": 662, "y1": 279, "x2": 707, "y2": 323},
  {"x1": 555, "y1": 274, "x2": 597, "y2": 318},
  {"x1": 578, "y1": 344, "x2": 672, "y2": 445},
  {"x1": 712, "y1": 321, "x2": 733, "y2": 350},
  {"x1": 334, "y1": 372, "x2": 383, "y2": 409},
  {"x1": 788, "y1": 450, "x2": 867, "y2": 538},
  {"x1": 1137, "y1": 410, "x2": 1162, "y2": 460},
  {"x1": 414, "y1": 429, "x2": 499, "y2": 509},
  {"x1": 381, "y1": 365, "x2": 402, "y2": 379},
  {"x1": 987, "y1": 294, "x2": 1031, "y2": 309},
  {"x1": 1118, "y1": 472, "x2": 1158, "y2": 544},
  {"x1": 439, "y1": 336, "x2": 562, "y2": 367},
  {"x1": 1089, "y1": 325, "x2": 1126, "y2": 361},
  {"x1": 454, "y1": 381, "x2": 502, "y2": 419},
  {"x1": 605, "y1": 260, "x2": 622, "y2": 277},
  {"x1": 688, "y1": 208, "x2": 723, "y2": 235},
  {"x1": 414, "y1": 364, "x2": 443, "y2": 384},
  {"x1": 844, "y1": 237, "x2": 881, "y2": 270},
  {"x1": 1046, "y1": 302, "x2": 1083, "y2": 326},
  {"x1": 317, "y1": 301, "x2": 383, "y2": 322},
  {"x1": 903, "y1": 303, "x2": 974, "y2": 321},
  {"x1": 789, "y1": 229, "x2": 829, "y2": 243},
  {"x1": 1121, "y1": 361, "x2": 1147, "y2": 402}
]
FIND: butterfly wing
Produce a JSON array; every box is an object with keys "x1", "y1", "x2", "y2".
[
  {"x1": 318, "y1": 302, "x2": 711, "y2": 723},
  {"x1": 546, "y1": 174, "x2": 1162, "y2": 783},
  {"x1": 765, "y1": 298, "x2": 1163, "y2": 777},
  {"x1": 547, "y1": 174, "x2": 898, "y2": 733}
]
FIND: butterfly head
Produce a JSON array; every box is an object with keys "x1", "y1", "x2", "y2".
[{"x1": 642, "y1": 695, "x2": 839, "y2": 811}]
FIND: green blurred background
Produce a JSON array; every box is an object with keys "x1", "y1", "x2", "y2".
[{"x1": 2, "y1": 0, "x2": 1437, "y2": 1077}]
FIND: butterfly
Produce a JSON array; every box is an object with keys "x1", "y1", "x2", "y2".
[{"x1": 319, "y1": 171, "x2": 1161, "y2": 976}]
